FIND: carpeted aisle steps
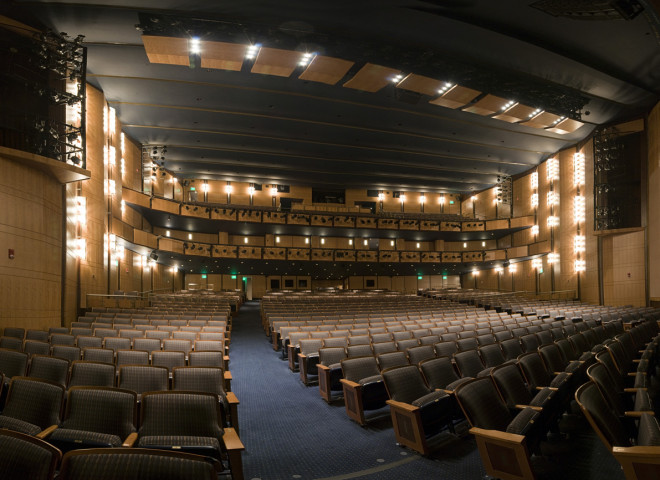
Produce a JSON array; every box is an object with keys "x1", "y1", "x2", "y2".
[{"x1": 228, "y1": 301, "x2": 624, "y2": 480}]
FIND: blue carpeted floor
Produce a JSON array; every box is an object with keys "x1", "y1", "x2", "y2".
[{"x1": 229, "y1": 301, "x2": 625, "y2": 480}]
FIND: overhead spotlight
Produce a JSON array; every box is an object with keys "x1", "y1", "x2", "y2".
[
  {"x1": 437, "y1": 82, "x2": 454, "y2": 94},
  {"x1": 391, "y1": 74, "x2": 404, "y2": 83},
  {"x1": 245, "y1": 44, "x2": 261, "y2": 60},
  {"x1": 528, "y1": 108, "x2": 543, "y2": 118},
  {"x1": 501, "y1": 100, "x2": 516, "y2": 111}
]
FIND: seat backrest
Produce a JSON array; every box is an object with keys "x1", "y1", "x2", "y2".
[
  {"x1": 347, "y1": 344, "x2": 373, "y2": 358},
  {"x1": 27, "y1": 355, "x2": 69, "y2": 388},
  {"x1": 3, "y1": 328, "x2": 25, "y2": 340},
  {"x1": 63, "y1": 387, "x2": 137, "y2": 438},
  {"x1": 377, "y1": 351, "x2": 409, "y2": 371},
  {"x1": 382, "y1": 365, "x2": 430, "y2": 404},
  {"x1": 76, "y1": 336, "x2": 103, "y2": 349},
  {"x1": 82, "y1": 348, "x2": 115, "y2": 364},
  {"x1": 103, "y1": 337, "x2": 131, "y2": 353},
  {"x1": 434, "y1": 341, "x2": 457, "y2": 357},
  {"x1": 516, "y1": 353, "x2": 552, "y2": 389},
  {"x1": 23, "y1": 340, "x2": 51, "y2": 357},
  {"x1": 3, "y1": 377, "x2": 65, "y2": 429},
  {"x1": 395, "y1": 338, "x2": 419, "y2": 351},
  {"x1": 68, "y1": 361, "x2": 116, "y2": 388},
  {"x1": 538, "y1": 344, "x2": 565, "y2": 373},
  {"x1": 322, "y1": 337, "x2": 347, "y2": 348},
  {"x1": 194, "y1": 340, "x2": 224, "y2": 352},
  {"x1": 119, "y1": 365, "x2": 169, "y2": 395},
  {"x1": 370, "y1": 332, "x2": 393, "y2": 343},
  {"x1": 0, "y1": 348, "x2": 29, "y2": 378},
  {"x1": 0, "y1": 429, "x2": 61, "y2": 480},
  {"x1": 26, "y1": 330, "x2": 50, "y2": 342},
  {"x1": 0, "y1": 336, "x2": 23, "y2": 351},
  {"x1": 490, "y1": 363, "x2": 533, "y2": 409},
  {"x1": 58, "y1": 448, "x2": 217, "y2": 480},
  {"x1": 172, "y1": 367, "x2": 225, "y2": 396},
  {"x1": 419, "y1": 356, "x2": 460, "y2": 390},
  {"x1": 453, "y1": 349, "x2": 485, "y2": 378},
  {"x1": 139, "y1": 391, "x2": 222, "y2": 438},
  {"x1": 51, "y1": 346, "x2": 82, "y2": 363},
  {"x1": 341, "y1": 356, "x2": 380, "y2": 382},
  {"x1": 151, "y1": 351, "x2": 186, "y2": 372},
  {"x1": 299, "y1": 339, "x2": 323, "y2": 356},
  {"x1": 520, "y1": 334, "x2": 540, "y2": 353},
  {"x1": 318, "y1": 347, "x2": 347, "y2": 366},
  {"x1": 575, "y1": 381, "x2": 631, "y2": 449},
  {"x1": 406, "y1": 345, "x2": 436, "y2": 365},
  {"x1": 116, "y1": 349, "x2": 150, "y2": 367},
  {"x1": 586, "y1": 363, "x2": 625, "y2": 416},
  {"x1": 188, "y1": 351, "x2": 223, "y2": 368},
  {"x1": 455, "y1": 376, "x2": 512, "y2": 430},
  {"x1": 133, "y1": 338, "x2": 161, "y2": 352},
  {"x1": 456, "y1": 337, "x2": 478, "y2": 352},
  {"x1": 478, "y1": 344, "x2": 506, "y2": 368},
  {"x1": 499, "y1": 338, "x2": 523, "y2": 360},
  {"x1": 162, "y1": 339, "x2": 192, "y2": 354},
  {"x1": 372, "y1": 341, "x2": 397, "y2": 355}
]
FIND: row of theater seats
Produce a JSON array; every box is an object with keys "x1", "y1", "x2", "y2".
[
  {"x1": 0, "y1": 386, "x2": 243, "y2": 480},
  {"x1": 576, "y1": 321, "x2": 660, "y2": 480},
  {"x1": 303, "y1": 315, "x2": 659, "y2": 480}
]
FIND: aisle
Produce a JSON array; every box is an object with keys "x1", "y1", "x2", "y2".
[{"x1": 227, "y1": 301, "x2": 620, "y2": 480}]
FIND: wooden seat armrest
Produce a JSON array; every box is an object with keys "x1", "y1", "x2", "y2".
[
  {"x1": 555, "y1": 371, "x2": 572, "y2": 376},
  {"x1": 122, "y1": 432, "x2": 138, "y2": 447},
  {"x1": 633, "y1": 359, "x2": 641, "y2": 363},
  {"x1": 624, "y1": 387, "x2": 646, "y2": 393},
  {"x1": 514, "y1": 404, "x2": 543, "y2": 412},
  {"x1": 614, "y1": 445, "x2": 660, "y2": 455},
  {"x1": 227, "y1": 391, "x2": 239, "y2": 405},
  {"x1": 624, "y1": 410, "x2": 655, "y2": 417},
  {"x1": 536, "y1": 386, "x2": 558, "y2": 391},
  {"x1": 629, "y1": 372, "x2": 646, "y2": 376},
  {"x1": 224, "y1": 371, "x2": 233, "y2": 381},
  {"x1": 469, "y1": 427, "x2": 525, "y2": 445},
  {"x1": 340, "y1": 379, "x2": 361, "y2": 389},
  {"x1": 222, "y1": 427, "x2": 245, "y2": 452},
  {"x1": 36, "y1": 425, "x2": 58, "y2": 439},
  {"x1": 386, "y1": 399, "x2": 419, "y2": 412},
  {"x1": 298, "y1": 353, "x2": 307, "y2": 361},
  {"x1": 317, "y1": 364, "x2": 331, "y2": 372}
]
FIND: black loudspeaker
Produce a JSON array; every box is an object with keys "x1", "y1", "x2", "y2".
[{"x1": 149, "y1": 252, "x2": 158, "y2": 261}]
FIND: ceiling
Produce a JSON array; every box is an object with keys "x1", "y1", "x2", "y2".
[{"x1": 4, "y1": 0, "x2": 660, "y2": 195}]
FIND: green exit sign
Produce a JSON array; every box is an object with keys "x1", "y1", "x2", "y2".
[
  {"x1": 190, "y1": 186, "x2": 196, "y2": 191},
  {"x1": 449, "y1": 200, "x2": 454, "y2": 205},
  {"x1": 417, "y1": 276, "x2": 423, "y2": 280},
  {"x1": 201, "y1": 274, "x2": 207, "y2": 279},
  {"x1": 443, "y1": 276, "x2": 447, "y2": 280},
  {"x1": 231, "y1": 275, "x2": 237, "y2": 279}
]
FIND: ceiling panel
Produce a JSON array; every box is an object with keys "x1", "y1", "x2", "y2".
[
  {"x1": 343, "y1": 63, "x2": 401, "y2": 93},
  {"x1": 521, "y1": 111, "x2": 563, "y2": 129},
  {"x1": 429, "y1": 85, "x2": 482, "y2": 109},
  {"x1": 461, "y1": 94, "x2": 510, "y2": 116},
  {"x1": 396, "y1": 74, "x2": 445, "y2": 97},
  {"x1": 200, "y1": 41, "x2": 246, "y2": 71},
  {"x1": 142, "y1": 35, "x2": 189, "y2": 66},
  {"x1": 492, "y1": 103, "x2": 538, "y2": 123},
  {"x1": 298, "y1": 56, "x2": 354, "y2": 85},
  {"x1": 251, "y1": 47, "x2": 301, "y2": 77}
]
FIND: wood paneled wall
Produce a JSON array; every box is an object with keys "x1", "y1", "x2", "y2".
[{"x1": 0, "y1": 156, "x2": 63, "y2": 330}]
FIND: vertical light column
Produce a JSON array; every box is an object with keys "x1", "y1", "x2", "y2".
[
  {"x1": 574, "y1": 152, "x2": 587, "y2": 278},
  {"x1": 546, "y1": 158, "x2": 559, "y2": 291}
]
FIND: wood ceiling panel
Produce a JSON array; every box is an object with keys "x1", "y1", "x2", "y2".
[
  {"x1": 298, "y1": 56, "x2": 354, "y2": 85},
  {"x1": 492, "y1": 103, "x2": 538, "y2": 123},
  {"x1": 200, "y1": 41, "x2": 246, "y2": 71},
  {"x1": 545, "y1": 118, "x2": 584, "y2": 134},
  {"x1": 396, "y1": 74, "x2": 444, "y2": 96},
  {"x1": 343, "y1": 63, "x2": 400, "y2": 93},
  {"x1": 142, "y1": 35, "x2": 190, "y2": 66},
  {"x1": 461, "y1": 94, "x2": 509, "y2": 115},
  {"x1": 521, "y1": 111, "x2": 562, "y2": 128},
  {"x1": 429, "y1": 85, "x2": 481, "y2": 109},
  {"x1": 251, "y1": 47, "x2": 300, "y2": 77}
]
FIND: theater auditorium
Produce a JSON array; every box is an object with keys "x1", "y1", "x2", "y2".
[{"x1": 1, "y1": 1, "x2": 660, "y2": 479}]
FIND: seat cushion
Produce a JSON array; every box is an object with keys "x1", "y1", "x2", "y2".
[
  {"x1": 549, "y1": 372, "x2": 570, "y2": 388},
  {"x1": 0, "y1": 416, "x2": 42, "y2": 436},
  {"x1": 637, "y1": 413, "x2": 660, "y2": 447},
  {"x1": 529, "y1": 387, "x2": 554, "y2": 407},
  {"x1": 505, "y1": 407, "x2": 539, "y2": 436},
  {"x1": 411, "y1": 390, "x2": 448, "y2": 408},
  {"x1": 49, "y1": 428, "x2": 121, "y2": 448},
  {"x1": 359, "y1": 374, "x2": 383, "y2": 385},
  {"x1": 445, "y1": 377, "x2": 472, "y2": 391}
]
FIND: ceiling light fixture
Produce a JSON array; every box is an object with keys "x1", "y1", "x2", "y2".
[{"x1": 245, "y1": 44, "x2": 261, "y2": 60}]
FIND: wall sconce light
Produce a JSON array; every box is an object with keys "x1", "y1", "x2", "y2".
[
  {"x1": 495, "y1": 266, "x2": 503, "y2": 274},
  {"x1": 363, "y1": 239, "x2": 368, "y2": 246},
  {"x1": 530, "y1": 172, "x2": 538, "y2": 189},
  {"x1": 547, "y1": 158, "x2": 559, "y2": 182},
  {"x1": 275, "y1": 236, "x2": 280, "y2": 243},
  {"x1": 74, "y1": 238, "x2": 86, "y2": 259},
  {"x1": 508, "y1": 263, "x2": 517, "y2": 273},
  {"x1": 575, "y1": 259, "x2": 586, "y2": 272},
  {"x1": 531, "y1": 225, "x2": 539, "y2": 235},
  {"x1": 321, "y1": 238, "x2": 325, "y2": 245},
  {"x1": 531, "y1": 193, "x2": 538, "y2": 208},
  {"x1": 244, "y1": 237, "x2": 248, "y2": 244},
  {"x1": 547, "y1": 191, "x2": 559, "y2": 206},
  {"x1": 574, "y1": 196, "x2": 586, "y2": 223},
  {"x1": 74, "y1": 196, "x2": 86, "y2": 225},
  {"x1": 573, "y1": 152, "x2": 585, "y2": 187},
  {"x1": 574, "y1": 235, "x2": 586, "y2": 253},
  {"x1": 105, "y1": 179, "x2": 116, "y2": 196},
  {"x1": 188, "y1": 233, "x2": 193, "y2": 240},
  {"x1": 547, "y1": 216, "x2": 559, "y2": 227},
  {"x1": 532, "y1": 258, "x2": 543, "y2": 270}
]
